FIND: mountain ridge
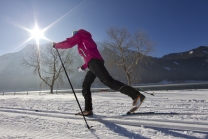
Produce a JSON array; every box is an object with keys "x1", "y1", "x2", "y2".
[
  {"x1": 162, "y1": 46, "x2": 208, "y2": 59},
  {"x1": 0, "y1": 45, "x2": 207, "y2": 91}
]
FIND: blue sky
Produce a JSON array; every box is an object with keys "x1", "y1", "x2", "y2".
[{"x1": 0, "y1": 0, "x2": 208, "y2": 57}]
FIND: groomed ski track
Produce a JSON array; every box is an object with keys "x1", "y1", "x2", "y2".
[
  {"x1": 0, "y1": 90, "x2": 208, "y2": 139},
  {"x1": 0, "y1": 107, "x2": 208, "y2": 133}
]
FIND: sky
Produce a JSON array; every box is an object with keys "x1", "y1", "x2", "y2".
[{"x1": 0, "y1": 0, "x2": 208, "y2": 57}]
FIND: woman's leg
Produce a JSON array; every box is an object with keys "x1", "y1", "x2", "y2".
[
  {"x1": 88, "y1": 59, "x2": 140, "y2": 100},
  {"x1": 82, "y1": 70, "x2": 96, "y2": 111}
]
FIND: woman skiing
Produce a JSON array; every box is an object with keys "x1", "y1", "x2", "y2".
[{"x1": 53, "y1": 29, "x2": 145, "y2": 116}]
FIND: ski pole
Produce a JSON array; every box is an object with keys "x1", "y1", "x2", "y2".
[
  {"x1": 55, "y1": 48, "x2": 92, "y2": 129},
  {"x1": 136, "y1": 88, "x2": 154, "y2": 96}
]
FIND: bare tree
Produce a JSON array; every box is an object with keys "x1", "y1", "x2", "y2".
[
  {"x1": 21, "y1": 44, "x2": 74, "y2": 93},
  {"x1": 102, "y1": 27, "x2": 155, "y2": 85}
]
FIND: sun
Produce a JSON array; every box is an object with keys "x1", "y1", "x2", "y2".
[
  {"x1": 30, "y1": 25, "x2": 45, "y2": 41},
  {"x1": 27, "y1": 24, "x2": 49, "y2": 45},
  {"x1": 9, "y1": 22, "x2": 51, "y2": 50},
  {"x1": 8, "y1": 0, "x2": 87, "y2": 51}
]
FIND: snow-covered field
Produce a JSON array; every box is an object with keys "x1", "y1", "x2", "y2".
[{"x1": 0, "y1": 89, "x2": 208, "y2": 139}]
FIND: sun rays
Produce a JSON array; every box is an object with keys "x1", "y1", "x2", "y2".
[
  {"x1": 8, "y1": 0, "x2": 87, "y2": 51},
  {"x1": 29, "y1": 24, "x2": 46, "y2": 45},
  {"x1": 6, "y1": 18, "x2": 52, "y2": 51}
]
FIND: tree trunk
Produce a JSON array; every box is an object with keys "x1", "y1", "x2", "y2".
[
  {"x1": 50, "y1": 86, "x2": 53, "y2": 94},
  {"x1": 126, "y1": 72, "x2": 131, "y2": 86}
]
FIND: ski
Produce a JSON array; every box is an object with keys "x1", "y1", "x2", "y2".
[
  {"x1": 90, "y1": 111, "x2": 208, "y2": 119},
  {"x1": 122, "y1": 111, "x2": 207, "y2": 116}
]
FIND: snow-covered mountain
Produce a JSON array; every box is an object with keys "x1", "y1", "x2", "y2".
[
  {"x1": 102, "y1": 46, "x2": 208, "y2": 84},
  {"x1": 0, "y1": 44, "x2": 85, "y2": 92},
  {"x1": 0, "y1": 45, "x2": 39, "y2": 92},
  {"x1": 0, "y1": 45, "x2": 208, "y2": 91},
  {"x1": 162, "y1": 46, "x2": 208, "y2": 59},
  {"x1": 137, "y1": 46, "x2": 208, "y2": 83}
]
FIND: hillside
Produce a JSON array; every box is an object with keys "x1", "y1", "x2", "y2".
[
  {"x1": 0, "y1": 45, "x2": 208, "y2": 91},
  {"x1": 103, "y1": 46, "x2": 208, "y2": 84},
  {"x1": 0, "y1": 44, "x2": 84, "y2": 92},
  {"x1": 162, "y1": 46, "x2": 208, "y2": 59}
]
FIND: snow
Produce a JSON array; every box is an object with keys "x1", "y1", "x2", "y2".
[
  {"x1": 203, "y1": 51, "x2": 208, "y2": 54},
  {"x1": 173, "y1": 62, "x2": 179, "y2": 65},
  {"x1": 189, "y1": 51, "x2": 193, "y2": 54},
  {"x1": 0, "y1": 89, "x2": 208, "y2": 139},
  {"x1": 164, "y1": 67, "x2": 171, "y2": 71},
  {"x1": 158, "y1": 79, "x2": 171, "y2": 84}
]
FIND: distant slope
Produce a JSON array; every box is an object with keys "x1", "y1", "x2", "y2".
[
  {"x1": 162, "y1": 46, "x2": 208, "y2": 59},
  {"x1": 102, "y1": 46, "x2": 208, "y2": 84},
  {"x1": 0, "y1": 45, "x2": 208, "y2": 91},
  {"x1": 0, "y1": 44, "x2": 84, "y2": 91}
]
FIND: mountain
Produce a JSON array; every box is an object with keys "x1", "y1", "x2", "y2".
[
  {"x1": 162, "y1": 46, "x2": 208, "y2": 59},
  {"x1": 0, "y1": 44, "x2": 85, "y2": 92},
  {"x1": 138, "y1": 46, "x2": 208, "y2": 83},
  {"x1": 0, "y1": 45, "x2": 40, "y2": 92},
  {"x1": 0, "y1": 45, "x2": 208, "y2": 92},
  {"x1": 102, "y1": 46, "x2": 208, "y2": 84}
]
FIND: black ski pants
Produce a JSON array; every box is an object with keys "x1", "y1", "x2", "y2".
[{"x1": 82, "y1": 58, "x2": 140, "y2": 111}]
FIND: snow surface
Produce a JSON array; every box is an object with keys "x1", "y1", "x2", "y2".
[
  {"x1": 164, "y1": 67, "x2": 171, "y2": 71},
  {"x1": 173, "y1": 62, "x2": 179, "y2": 65},
  {"x1": 203, "y1": 51, "x2": 208, "y2": 54},
  {"x1": 0, "y1": 89, "x2": 208, "y2": 139},
  {"x1": 189, "y1": 51, "x2": 193, "y2": 54}
]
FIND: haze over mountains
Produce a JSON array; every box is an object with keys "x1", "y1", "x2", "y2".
[{"x1": 0, "y1": 45, "x2": 207, "y2": 92}]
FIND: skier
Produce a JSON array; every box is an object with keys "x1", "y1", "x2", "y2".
[{"x1": 53, "y1": 29, "x2": 145, "y2": 116}]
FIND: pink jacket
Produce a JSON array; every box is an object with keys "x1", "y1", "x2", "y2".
[{"x1": 54, "y1": 29, "x2": 104, "y2": 69}]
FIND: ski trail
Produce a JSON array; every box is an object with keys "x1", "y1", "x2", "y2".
[
  {"x1": 0, "y1": 107, "x2": 208, "y2": 134},
  {"x1": 92, "y1": 114, "x2": 208, "y2": 133},
  {"x1": 1, "y1": 106, "x2": 208, "y2": 114},
  {"x1": 0, "y1": 107, "x2": 207, "y2": 119},
  {"x1": 0, "y1": 106, "x2": 75, "y2": 115},
  {"x1": 0, "y1": 90, "x2": 208, "y2": 139},
  {"x1": 101, "y1": 118, "x2": 208, "y2": 133},
  {"x1": 0, "y1": 112, "x2": 142, "y2": 139}
]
